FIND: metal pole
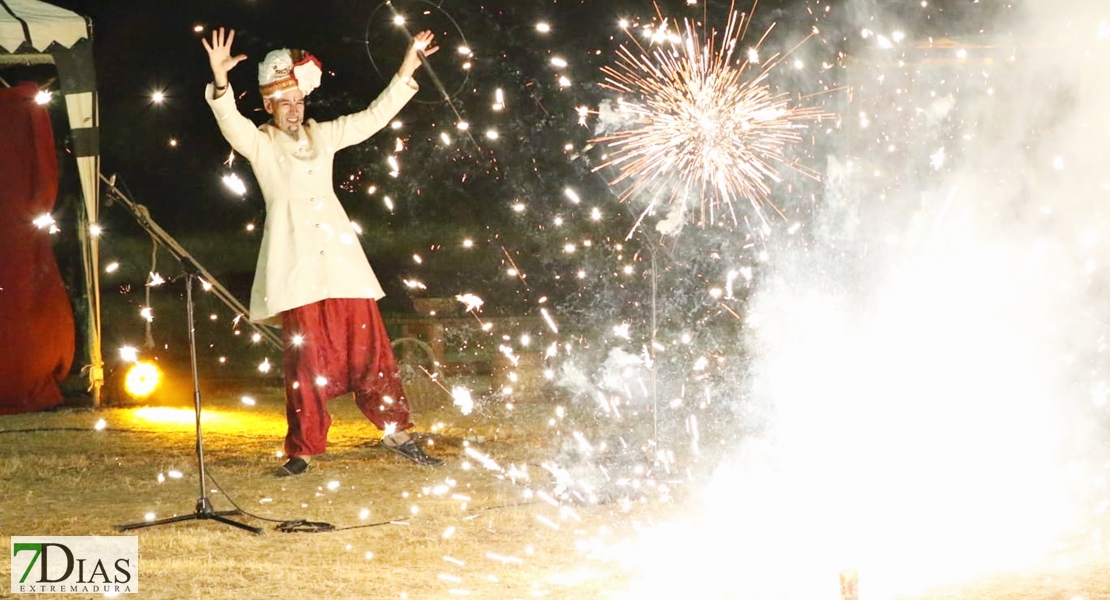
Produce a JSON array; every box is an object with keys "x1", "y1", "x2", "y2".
[
  {"x1": 186, "y1": 274, "x2": 210, "y2": 511},
  {"x1": 650, "y1": 245, "x2": 658, "y2": 443}
]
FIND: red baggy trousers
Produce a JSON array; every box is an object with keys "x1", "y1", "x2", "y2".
[{"x1": 280, "y1": 297, "x2": 413, "y2": 457}]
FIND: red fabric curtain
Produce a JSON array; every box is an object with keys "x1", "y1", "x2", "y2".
[{"x1": 0, "y1": 82, "x2": 76, "y2": 414}]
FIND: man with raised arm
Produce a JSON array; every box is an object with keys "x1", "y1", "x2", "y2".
[{"x1": 202, "y1": 27, "x2": 441, "y2": 476}]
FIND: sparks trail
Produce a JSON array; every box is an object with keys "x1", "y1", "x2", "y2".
[
  {"x1": 500, "y1": 245, "x2": 530, "y2": 290},
  {"x1": 376, "y1": 0, "x2": 482, "y2": 151},
  {"x1": 592, "y1": 1, "x2": 831, "y2": 230}
]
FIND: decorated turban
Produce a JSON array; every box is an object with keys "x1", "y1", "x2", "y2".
[{"x1": 258, "y1": 48, "x2": 323, "y2": 98}]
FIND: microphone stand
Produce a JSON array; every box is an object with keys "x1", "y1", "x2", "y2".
[
  {"x1": 105, "y1": 177, "x2": 263, "y2": 535},
  {"x1": 118, "y1": 269, "x2": 262, "y2": 534}
]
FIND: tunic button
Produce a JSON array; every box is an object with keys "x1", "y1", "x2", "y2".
[{"x1": 308, "y1": 169, "x2": 314, "y2": 175}]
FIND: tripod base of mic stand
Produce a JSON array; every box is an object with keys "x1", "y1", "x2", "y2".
[{"x1": 116, "y1": 497, "x2": 264, "y2": 535}]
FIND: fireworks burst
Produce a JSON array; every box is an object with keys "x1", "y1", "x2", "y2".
[{"x1": 594, "y1": 2, "x2": 830, "y2": 230}]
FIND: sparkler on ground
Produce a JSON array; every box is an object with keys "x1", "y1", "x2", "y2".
[{"x1": 593, "y1": 2, "x2": 830, "y2": 229}]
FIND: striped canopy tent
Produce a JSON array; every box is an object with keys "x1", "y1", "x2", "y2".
[{"x1": 0, "y1": 0, "x2": 103, "y2": 405}]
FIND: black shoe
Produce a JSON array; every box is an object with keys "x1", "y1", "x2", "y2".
[
  {"x1": 275, "y1": 456, "x2": 310, "y2": 477},
  {"x1": 384, "y1": 440, "x2": 443, "y2": 466}
]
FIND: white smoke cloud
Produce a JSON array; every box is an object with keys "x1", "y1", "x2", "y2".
[
  {"x1": 593, "y1": 98, "x2": 641, "y2": 137},
  {"x1": 617, "y1": 1, "x2": 1110, "y2": 597},
  {"x1": 557, "y1": 347, "x2": 649, "y2": 406}
]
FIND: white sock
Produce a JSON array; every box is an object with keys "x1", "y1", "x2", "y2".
[{"x1": 383, "y1": 431, "x2": 411, "y2": 447}]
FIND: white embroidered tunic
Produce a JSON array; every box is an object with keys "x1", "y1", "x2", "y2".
[{"x1": 205, "y1": 75, "x2": 417, "y2": 325}]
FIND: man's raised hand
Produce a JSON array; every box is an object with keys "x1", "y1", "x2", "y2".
[
  {"x1": 202, "y1": 27, "x2": 248, "y2": 85},
  {"x1": 399, "y1": 30, "x2": 439, "y2": 81}
]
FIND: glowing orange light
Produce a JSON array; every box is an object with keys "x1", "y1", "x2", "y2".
[{"x1": 124, "y1": 362, "x2": 162, "y2": 399}]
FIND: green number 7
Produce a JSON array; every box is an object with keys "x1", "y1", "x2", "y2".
[{"x1": 13, "y1": 543, "x2": 42, "y2": 584}]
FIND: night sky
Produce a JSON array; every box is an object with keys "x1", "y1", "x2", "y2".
[
  {"x1": 42, "y1": 0, "x2": 654, "y2": 230},
  {"x1": 29, "y1": 0, "x2": 996, "y2": 217},
  {"x1": 8, "y1": 0, "x2": 1009, "y2": 316},
  {"x1": 29, "y1": 0, "x2": 1004, "y2": 222}
]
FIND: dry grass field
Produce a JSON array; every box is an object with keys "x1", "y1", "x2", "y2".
[{"x1": 2, "y1": 379, "x2": 1109, "y2": 600}]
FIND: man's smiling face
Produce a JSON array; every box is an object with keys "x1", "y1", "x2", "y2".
[{"x1": 263, "y1": 87, "x2": 305, "y2": 135}]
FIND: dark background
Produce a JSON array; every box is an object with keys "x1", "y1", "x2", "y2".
[
  {"x1": 1, "y1": 0, "x2": 1015, "y2": 389},
  {"x1": 28, "y1": 0, "x2": 1006, "y2": 296}
]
